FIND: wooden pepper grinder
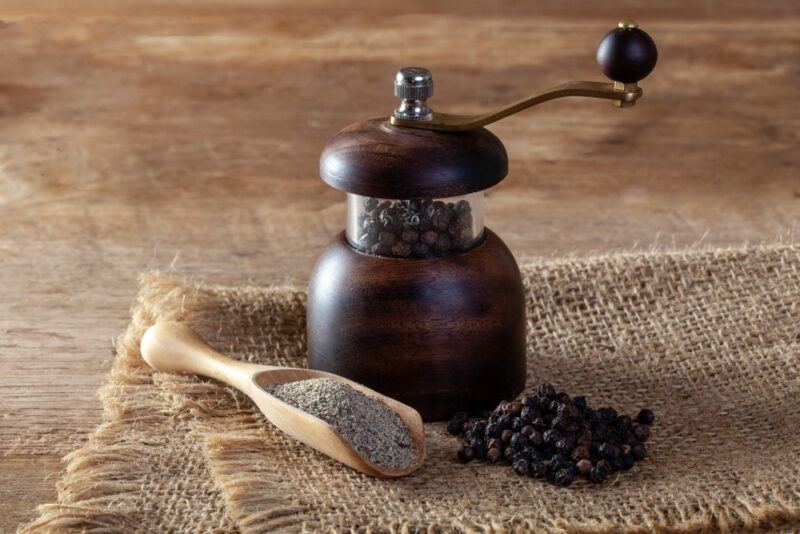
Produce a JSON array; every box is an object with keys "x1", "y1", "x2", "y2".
[{"x1": 308, "y1": 21, "x2": 657, "y2": 421}]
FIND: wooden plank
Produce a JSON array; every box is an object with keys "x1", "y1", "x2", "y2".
[{"x1": 1, "y1": 1, "x2": 798, "y2": 529}]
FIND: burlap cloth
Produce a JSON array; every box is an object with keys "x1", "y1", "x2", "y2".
[{"x1": 21, "y1": 245, "x2": 800, "y2": 533}]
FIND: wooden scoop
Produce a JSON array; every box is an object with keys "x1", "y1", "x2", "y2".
[{"x1": 140, "y1": 321, "x2": 425, "y2": 478}]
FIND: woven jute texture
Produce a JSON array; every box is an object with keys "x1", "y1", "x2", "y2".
[{"x1": 21, "y1": 245, "x2": 800, "y2": 533}]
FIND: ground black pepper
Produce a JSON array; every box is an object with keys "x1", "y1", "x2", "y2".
[
  {"x1": 267, "y1": 378, "x2": 416, "y2": 469},
  {"x1": 353, "y1": 197, "x2": 476, "y2": 259},
  {"x1": 448, "y1": 383, "x2": 654, "y2": 487}
]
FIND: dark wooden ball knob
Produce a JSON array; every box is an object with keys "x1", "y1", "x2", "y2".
[{"x1": 596, "y1": 21, "x2": 658, "y2": 84}]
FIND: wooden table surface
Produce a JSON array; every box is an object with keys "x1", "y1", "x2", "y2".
[{"x1": 1, "y1": 1, "x2": 798, "y2": 529}]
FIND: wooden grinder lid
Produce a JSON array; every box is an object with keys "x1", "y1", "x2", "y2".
[
  {"x1": 320, "y1": 69, "x2": 507, "y2": 199},
  {"x1": 320, "y1": 117, "x2": 508, "y2": 199}
]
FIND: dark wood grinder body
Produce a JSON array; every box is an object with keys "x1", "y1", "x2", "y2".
[
  {"x1": 308, "y1": 117, "x2": 526, "y2": 421},
  {"x1": 308, "y1": 230, "x2": 526, "y2": 421}
]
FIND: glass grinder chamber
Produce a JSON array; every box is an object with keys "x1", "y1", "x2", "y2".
[{"x1": 308, "y1": 21, "x2": 658, "y2": 421}]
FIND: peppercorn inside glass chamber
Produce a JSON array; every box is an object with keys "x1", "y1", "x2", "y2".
[
  {"x1": 346, "y1": 193, "x2": 484, "y2": 258},
  {"x1": 308, "y1": 22, "x2": 657, "y2": 421}
]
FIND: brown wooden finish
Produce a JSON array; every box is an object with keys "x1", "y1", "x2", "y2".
[
  {"x1": 320, "y1": 117, "x2": 508, "y2": 199},
  {"x1": 3, "y1": 2, "x2": 800, "y2": 528},
  {"x1": 141, "y1": 322, "x2": 425, "y2": 478},
  {"x1": 307, "y1": 230, "x2": 526, "y2": 421}
]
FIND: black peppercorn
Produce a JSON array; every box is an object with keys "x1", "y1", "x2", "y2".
[
  {"x1": 595, "y1": 459, "x2": 612, "y2": 476},
  {"x1": 597, "y1": 407, "x2": 618, "y2": 422},
  {"x1": 503, "y1": 446, "x2": 516, "y2": 462},
  {"x1": 598, "y1": 442, "x2": 621, "y2": 459},
  {"x1": 522, "y1": 447, "x2": 542, "y2": 463},
  {"x1": 487, "y1": 438, "x2": 502, "y2": 450},
  {"x1": 588, "y1": 466, "x2": 607, "y2": 484},
  {"x1": 520, "y1": 406, "x2": 537, "y2": 422},
  {"x1": 572, "y1": 396, "x2": 587, "y2": 411},
  {"x1": 363, "y1": 197, "x2": 379, "y2": 212},
  {"x1": 593, "y1": 424, "x2": 610, "y2": 442},
  {"x1": 420, "y1": 230, "x2": 438, "y2": 246},
  {"x1": 446, "y1": 418, "x2": 464, "y2": 436},
  {"x1": 431, "y1": 207, "x2": 453, "y2": 231},
  {"x1": 622, "y1": 453, "x2": 636, "y2": 470},
  {"x1": 571, "y1": 445, "x2": 590, "y2": 462},
  {"x1": 551, "y1": 415, "x2": 570, "y2": 430},
  {"x1": 576, "y1": 459, "x2": 592, "y2": 475},
  {"x1": 548, "y1": 453, "x2": 570, "y2": 472},
  {"x1": 486, "y1": 448, "x2": 501, "y2": 464},
  {"x1": 412, "y1": 242, "x2": 431, "y2": 258},
  {"x1": 636, "y1": 409, "x2": 655, "y2": 425},
  {"x1": 401, "y1": 229, "x2": 419, "y2": 243},
  {"x1": 609, "y1": 456, "x2": 625, "y2": 472},
  {"x1": 527, "y1": 429, "x2": 543, "y2": 448},
  {"x1": 552, "y1": 467, "x2": 574, "y2": 487},
  {"x1": 471, "y1": 440, "x2": 488, "y2": 460},
  {"x1": 390, "y1": 241, "x2": 412, "y2": 257},
  {"x1": 529, "y1": 460, "x2": 548, "y2": 478},
  {"x1": 510, "y1": 417, "x2": 525, "y2": 432},
  {"x1": 543, "y1": 429, "x2": 562, "y2": 447},
  {"x1": 508, "y1": 402, "x2": 523, "y2": 416},
  {"x1": 485, "y1": 423, "x2": 502, "y2": 439},
  {"x1": 501, "y1": 429, "x2": 514, "y2": 444},
  {"x1": 465, "y1": 420, "x2": 486, "y2": 440},
  {"x1": 457, "y1": 446, "x2": 475, "y2": 463},
  {"x1": 510, "y1": 432, "x2": 528, "y2": 449},
  {"x1": 557, "y1": 403, "x2": 577, "y2": 420},
  {"x1": 497, "y1": 414, "x2": 513, "y2": 429},
  {"x1": 538, "y1": 384, "x2": 555, "y2": 398},
  {"x1": 371, "y1": 243, "x2": 391, "y2": 256},
  {"x1": 633, "y1": 424, "x2": 650, "y2": 442},
  {"x1": 554, "y1": 438, "x2": 574, "y2": 454},
  {"x1": 522, "y1": 396, "x2": 539, "y2": 408},
  {"x1": 512, "y1": 458, "x2": 529, "y2": 476},
  {"x1": 433, "y1": 233, "x2": 451, "y2": 253},
  {"x1": 631, "y1": 442, "x2": 647, "y2": 460},
  {"x1": 530, "y1": 416, "x2": 547, "y2": 429}
]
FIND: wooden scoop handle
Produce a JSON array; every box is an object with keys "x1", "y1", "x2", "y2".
[{"x1": 141, "y1": 322, "x2": 268, "y2": 392}]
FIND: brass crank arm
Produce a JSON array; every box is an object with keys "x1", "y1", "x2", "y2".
[{"x1": 389, "y1": 81, "x2": 641, "y2": 132}]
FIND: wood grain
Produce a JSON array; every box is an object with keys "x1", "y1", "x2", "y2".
[
  {"x1": 1, "y1": 1, "x2": 798, "y2": 529},
  {"x1": 308, "y1": 231, "x2": 526, "y2": 421},
  {"x1": 320, "y1": 118, "x2": 508, "y2": 198}
]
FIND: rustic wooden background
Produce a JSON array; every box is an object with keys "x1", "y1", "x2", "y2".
[{"x1": 1, "y1": 0, "x2": 798, "y2": 529}]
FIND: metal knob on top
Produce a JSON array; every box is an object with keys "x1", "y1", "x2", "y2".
[{"x1": 393, "y1": 67, "x2": 434, "y2": 121}]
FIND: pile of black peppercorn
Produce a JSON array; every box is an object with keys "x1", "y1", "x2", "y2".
[
  {"x1": 449, "y1": 384, "x2": 654, "y2": 487},
  {"x1": 354, "y1": 197, "x2": 475, "y2": 258}
]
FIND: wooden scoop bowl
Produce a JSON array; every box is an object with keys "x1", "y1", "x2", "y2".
[{"x1": 140, "y1": 321, "x2": 425, "y2": 478}]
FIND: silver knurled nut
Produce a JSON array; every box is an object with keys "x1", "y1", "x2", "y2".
[
  {"x1": 394, "y1": 67, "x2": 433, "y2": 100},
  {"x1": 394, "y1": 83, "x2": 433, "y2": 101}
]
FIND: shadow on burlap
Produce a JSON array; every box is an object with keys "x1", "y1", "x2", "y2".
[{"x1": 20, "y1": 245, "x2": 800, "y2": 532}]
